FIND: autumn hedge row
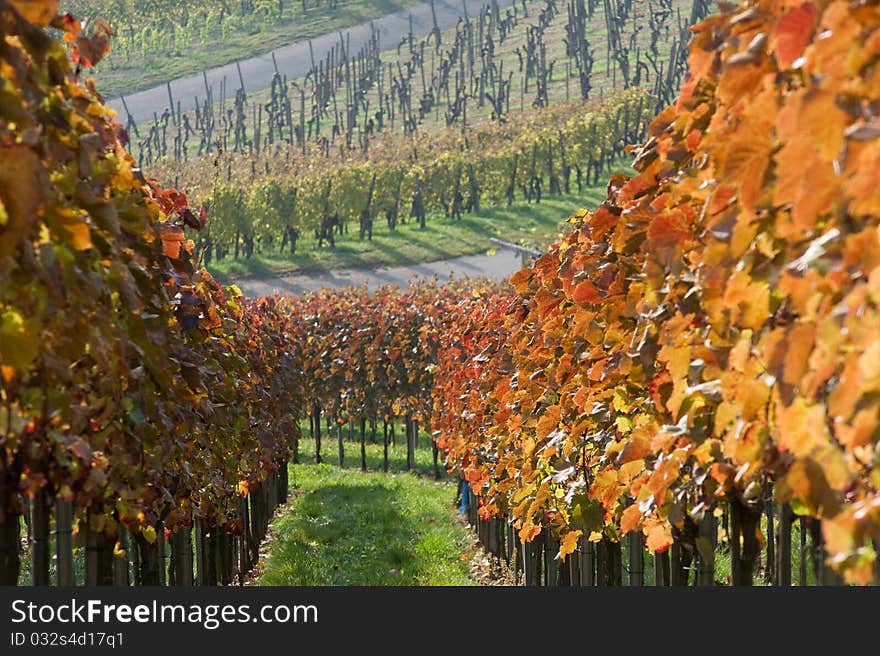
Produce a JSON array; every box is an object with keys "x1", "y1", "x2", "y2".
[
  {"x1": 431, "y1": 0, "x2": 880, "y2": 585},
  {"x1": 0, "y1": 0, "x2": 301, "y2": 583},
  {"x1": 287, "y1": 279, "x2": 500, "y2": 427}
]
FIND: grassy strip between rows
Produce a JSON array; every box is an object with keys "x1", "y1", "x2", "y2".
[
  {"x1": 208, "y1": 190, "x2": 609, "y2": 282},
  {"x1": 257, "y1": 435, "x2": 476, "y2": 586}
]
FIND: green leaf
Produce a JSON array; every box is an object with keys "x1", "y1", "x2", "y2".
[
  {"x1": 0, "y1": 309, "x2": 39, "y2": 375},
  {"x1": 569, "y1": 494, "x2": 604, "y2": 533}
]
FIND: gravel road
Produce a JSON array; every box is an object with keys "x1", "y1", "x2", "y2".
[{"x1": 233, "y1": 249, "x2": 528, "y2": 297}]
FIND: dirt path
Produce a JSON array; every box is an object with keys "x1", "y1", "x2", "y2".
[
  {"x1": 233, "y1": 250, "x2": 526, "y2": 296},
  {"x1": 107, "y1": 0, "x2": 517, "y2": 125}
]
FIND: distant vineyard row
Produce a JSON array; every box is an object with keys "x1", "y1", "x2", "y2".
[
  {"x1": 128, "y1": 0, "x2": 709, "y2": 168},
  {"x1": 159, "y1": 89, "x2": 650, "y2": 262}
]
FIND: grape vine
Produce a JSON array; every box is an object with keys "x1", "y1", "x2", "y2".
[
  {"x1": 432, "y1": 0, "x2": 880, "y2": 585},
  {"x1": 0, "y1": 0, "x2": 300, "y2": 584}
]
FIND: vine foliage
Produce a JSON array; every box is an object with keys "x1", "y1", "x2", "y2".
[
  {"x1": 432, "y1": 0, "x2": 880, "y2": 584},
  {"x1": 0, "y1": 0, "x2": 300, "y2": 584}
]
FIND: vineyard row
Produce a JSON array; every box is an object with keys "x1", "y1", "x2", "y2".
[
  {"x1": 185, "y1": 89, "x2": 652, "y2": 262},
  {"x1": 0, "y1": 2, "x2": 305, "y2": 585},
  {"x1": 124, "y1": 0, "x2": 711, "y2": 167}
]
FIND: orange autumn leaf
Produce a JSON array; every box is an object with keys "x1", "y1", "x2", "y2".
[
  {"x1": 645, "y1": 519, "x2": 673, "y2": 553},
  {"x1": 536, "y1": 405, "x2": 562, "y2": 440},
  {"x1": 845, "y1": 143, "x2": 880, "y2": 219},
  {"x1": 716, "y1": 115, "x2": 775, "y2": 212},
  {"x1": 722, "y1": 271, "x2": 770, "y2": 332},
  {"x1": 781, "y1": 322, "x2": 815, "y2": 386},
  {"x1": 618, "y1": 429, "x2": 651, "y2": 464},
  {"x1": 9, "y1": 0, "x2": 57, "y2": 26},
  {"x1": 781, "y1": 458, "x2": 841, "y2": 517},
  {"x1": 620, "y1": 504, "x2": 642, "y2": 535},
  {"x1": 590, "y1": 468, "x2": 621, "y2": 509},
  {"x1": 798, "y1": 87, "x2": 849, "y2": 162},
  {"x1": 834, "y1": 408, "x2": 879, "y2": 450},
  {"x1": 160, "y1": 228, "x2": 186, "y2": 260},
  {"x1": 509, "y1": 267, "x2": 532, "y2": 293},
  {"x1": 776, "y1": 398, "x2": 828, "y2": 457},
  {"x1": 572, "y1": 280, "x2": 601, "y2": 305}
]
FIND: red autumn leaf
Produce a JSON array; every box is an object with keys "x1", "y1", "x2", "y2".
[
  {"x1": 72, "y1": 19, "x2": 116, "y2": 68},
  {"x1": 647, "y1": 208, "x2": 692, "y2": 252},
  {"x1": 649, "y1": 370, "x2": 673, "y2": 413},
  {"x1": 50, "y1": 12, "x2": 81, "y2": 43},
  {"x1": 775, "y1": 3, "x2": 818, "y2": 69},
  {"x1": 181, "y1": 207, "x2": 206, "y2": 230}
]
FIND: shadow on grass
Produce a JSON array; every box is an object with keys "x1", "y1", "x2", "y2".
[
  {"x1": 260, "y1": 480, "x2": 414, "y2": 585},
  {"x1": 258, "y1": 431, "x2": 471, "y2": 587},
  {"x1": 258, "y1": 457, "x2": 473, "y2": 586}
]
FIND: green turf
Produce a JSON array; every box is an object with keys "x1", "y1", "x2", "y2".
[
  {"x1": 207, "y1": 189, "x2": 609, "y2": 283},
  {"x1": 257, "y1": 435, "x2": 476, "y2": 586}
]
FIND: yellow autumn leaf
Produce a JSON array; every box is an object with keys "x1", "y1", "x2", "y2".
[
  {"x1": 142, "y1": 525, "x2": 157, "y2": 543},
  {"x1": 45, "y1": 206, "x2": 93, "y2": 250},
  {"x1": 558, "y1": 530, "x2": 582, "y2": 559},
  {"x1": 0, "y1": 309, "x2": 39, "y2": 379},
  {"x1": 0, "y1": 145, "x2": 45, "y2": 257},
  {"x1": 776, "y1": 398, "x2": 828, "y2": 457}
]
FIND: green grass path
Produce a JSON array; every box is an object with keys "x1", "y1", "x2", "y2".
[{"x1": 257, "y1": 436, "x2": 477, "y2": 586}]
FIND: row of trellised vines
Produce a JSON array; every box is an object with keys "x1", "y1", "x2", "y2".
[
  {"x1": 286, "y1": 280, "x2": 498, "y2": 475},
  {"x1": 0, "y1": 2, "x2": 301, "y2": 586},
  {"x1": 432, "y1": 0, "x2": 880, "y2": 585},
  {"x1": 124, "y1": 0, "x2": 710, "y2": 166},
  {"x1": 156, "y1": 88, "x2": 652, "y2": 263}
]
